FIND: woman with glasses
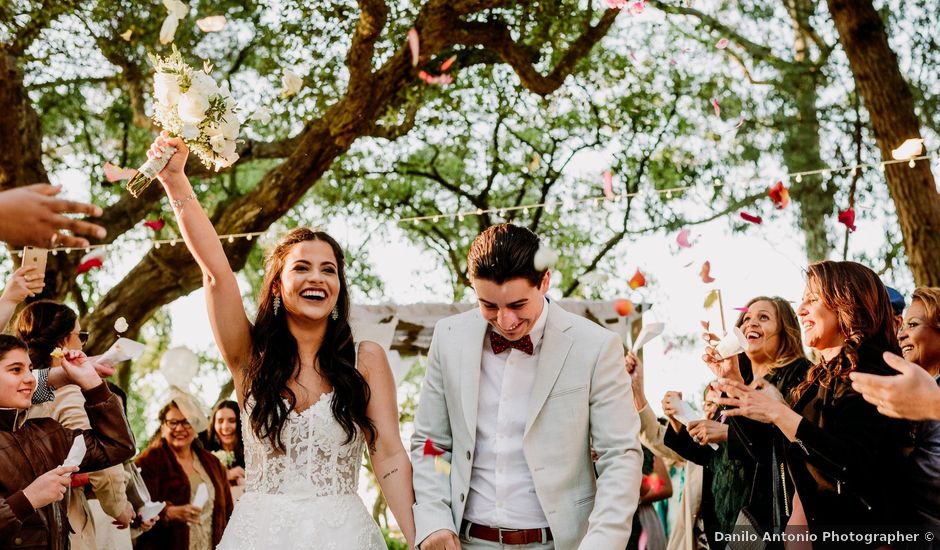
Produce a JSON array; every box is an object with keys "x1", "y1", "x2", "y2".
[
  {"x1": 14, "y1": 300, "x2": 135, "y2": 550},
  {"x1": 136, "y1": 400, "x2": 233, "y2": 550}
]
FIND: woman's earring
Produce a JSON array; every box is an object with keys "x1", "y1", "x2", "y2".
[
  {"x1": 331, "y1": 307, "x2": 338, "y2": 321},
  {"x1": 273, "y1": 295, "x2": 281, "y2": 316}
]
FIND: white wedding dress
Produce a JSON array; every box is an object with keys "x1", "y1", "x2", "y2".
[{"x1": 217, "y1": 391, "x2": 387, "y2": 549}]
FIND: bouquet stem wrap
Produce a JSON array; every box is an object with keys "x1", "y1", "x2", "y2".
[{"x1": 126, "y1": 144, "x2": 177, "y2": 197}]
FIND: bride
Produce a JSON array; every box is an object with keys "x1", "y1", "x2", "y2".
[{"x1": 148, "y1": 134, "x2": 416, "y2": 549}]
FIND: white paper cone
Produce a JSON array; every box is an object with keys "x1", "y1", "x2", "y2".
[
  {"x1": 716, "y1": 326, "x2": 750, "y2": 360},
  {"x1": 631, "y1": 322, "x2": 665, "y2": 353},
  {"x1": 192, "y1": 483, "x2": 209, "y2": 509},
  {"x1": 99, "y1": 338, "x2": 146, "y2": 364},
  {"x1": 139, "y1": 501, "x2": 166, "y2": 523},
  {"x1": 666, "y1": 396, "x2": 718, "y2": 450},
  {"x1": 61, "y1": 436, "x2": 87, "y2": 468}
]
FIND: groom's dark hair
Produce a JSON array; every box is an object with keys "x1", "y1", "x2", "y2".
[{"x1": 467, "y1": 224, "x2": 545, "y2": 287}]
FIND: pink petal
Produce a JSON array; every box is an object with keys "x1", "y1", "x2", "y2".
[
  {"x1": 716, "y1": 38, "x2": 729, "y2": 49},
  {"x1": 711, "y1": 98, "x2": 721, "y2": 118},
  {"x1": 734, "y1": 306, "x2": 750, "y2": 312},
  {"x1": 676, "y1": 228, "x2": 692, "y2": 248},
  {"x1": 407, "y1": 28, "x2": 420, "y2": 67},
  {"x1": 662, "y1": 341, "x2": 674, "y2": 355},
  {"x1": 629, "y1": 0, "x2": 646, "y2": 14},
  {"x1": 103, "y1": 162, "x2": 137, "y2": 182},
  {"x1": 740, "y1": 211, "x2": 763, "y2": 224},
  {"x1": 603, "y1": 170, "x2": 614, "y2": 200}
]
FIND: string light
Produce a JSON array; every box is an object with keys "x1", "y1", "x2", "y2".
[
  {"x1": 395, "y1": 154, "x2": 936, "y2": 224},
  {"x1": 12, "y1": 230, "x2": 268, "y2": 257}
]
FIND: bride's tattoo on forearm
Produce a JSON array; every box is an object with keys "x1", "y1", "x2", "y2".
[{"x1": 382, "y1": 467, "x2": 399, "y2": 480}]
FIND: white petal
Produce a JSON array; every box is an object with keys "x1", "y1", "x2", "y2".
[
  {"x1": 196, "y1": 15, "x2": 226, "y2": 32},
  {"x1": 159, "y1": 15, "x2": 180, "y2": 45}
]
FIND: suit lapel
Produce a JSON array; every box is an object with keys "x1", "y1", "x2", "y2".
[
  {"x1": 460, "y1": 311, "x2": 489, "y2": 436},
  {"x1": 525, "y1": 302, "x2": 573, "y2": 437}
]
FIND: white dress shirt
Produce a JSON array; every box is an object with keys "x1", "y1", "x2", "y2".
[{"x1": 464, "y1": 298, "x2": 550, "y2": 529}]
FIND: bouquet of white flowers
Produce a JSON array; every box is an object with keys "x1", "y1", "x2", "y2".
[
  {"x1": 126, "y1": 46, "x2": 240, "y2": 197},
  {"x1": 211, "y1": 449, "x2": 235, "y2": 468}
]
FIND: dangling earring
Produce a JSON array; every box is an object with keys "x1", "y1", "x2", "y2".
[
  {"x1": 273, "y1": 295, "x2": 281, "y2": 316},
  {"x1": 331, "y1": 307, "x2": 338, "y2": 321}
]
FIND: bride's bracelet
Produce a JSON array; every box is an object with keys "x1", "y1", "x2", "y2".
[{"x1": 171, "y1": 192, "x2": 197, "y2": 212}]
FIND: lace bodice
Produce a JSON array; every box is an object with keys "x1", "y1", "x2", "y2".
[{"x1": 242, "y1": 392, "x2": 365, "y2": 497}]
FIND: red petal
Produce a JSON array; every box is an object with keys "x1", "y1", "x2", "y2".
[
  {"x1": 143, "y1": 219, "x2": 166, "y2": 231},
  {"x1": 739, "y1": 212, "x2": 763, "y2": 224},
  {"x1": 768, "y1": 181, "x2": 790, "y2": 209},
  {"x1": 423, "y1": 438, "x2": 445, "y2": 456},
  {"x1": 76, "y1": 258, "x2": 103, "y2": 275},
  {"x1": 838, "y1": 208, "x2": 857, "y2": 232},
  {"x1": 700, "y1": 261, "x2": 715, "y2": 284},
  {"x1": 440, "y1": 55, "x2": 457, "y2": 72},
  {"x1": 628, "y1": 268, "x2": 646, "y2": 290}
]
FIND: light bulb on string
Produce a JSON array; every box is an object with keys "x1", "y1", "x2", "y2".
[
  {"x1": 909, "y1": 159, "x2": 916, "y2": 168},
  {"x1": 458, "y1": 213, "x2": 465, "y2": 222},
  {"x1": 795, "y1": 174, "x2": 803, "y2": 183},
  {"x1": 476, "y1": 208, "x2": 484, "y2": 215},
  {"x1": 155, "y1": 242, "x2": 161, "y2": 249},
  {"x1": 228, "y1": 236, "x2": 235, "y2": 243},
  {"x1": 665, "y1": 190, "x2": 673, "y2": 199},
  {"x1": 432, "y1": 216, "x2": 440, "y2": 223}
]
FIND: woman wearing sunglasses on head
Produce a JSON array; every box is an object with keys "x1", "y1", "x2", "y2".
[{"x1": 14, "y1": 300, "x2": 136, "y2": 550}]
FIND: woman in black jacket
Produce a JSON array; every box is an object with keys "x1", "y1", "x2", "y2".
[{"x1": 719, "y1": 261, "x2": 912, "y2": 544}]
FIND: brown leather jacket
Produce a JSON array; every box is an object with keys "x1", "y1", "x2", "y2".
[{"x1": 0, "y1": 383, "x2": 136, "y2": 550}]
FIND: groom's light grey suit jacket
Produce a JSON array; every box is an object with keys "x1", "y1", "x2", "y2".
[{"x1": 410, "y1": 301, "x2": 643, "y2": 550}]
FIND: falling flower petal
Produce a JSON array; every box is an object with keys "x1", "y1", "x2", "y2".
[
  {"x1": 838, "y1": 208, "x2": 857, "y2": 232},
  {"x1": 143, "y1": 219, "x2": 166, "y2": 231},
  {"x1": 734, "y1": 116, "x2": 745, "y2": 129},
  {"x1": 76, "y1": 250, "x2": 106, "y2": 275},
  {"x1": 603, "y1": 170, "x2": 614, "y2": 200},
  {"x1": 711, "y1": 98, "x2": 721, "y2": 118},
  {"x1": 434, "y1": 456, "x2": 451, "y2": 475},
  {"x1": 700, "y1": 320, "x2": 710, "y2": 331},
  {"x1": 682, "y1": 261, "x2": 695, "y2": 268},
  {"x1": 768, "y1": 181, "x2": 790, "y2": 209},
  {"x1": 120, "y1": 29, "x2": 133, "y2": 41},
  {"x1": 407, "y1": 28, "x2": 420, "y2": 67},
  {"x1": 703, "y1": 289, "x2": 719, "y2": 308},
  {"x1": 417, "y1": 70, "x2": 454, "y2": 86},
  {"x1": 159, "y1": 15, "x2": 181, "y2": 45},
  {"x1": 700, "y1": 261, "x2": 715, "y2": 284},
  {"x1": 662, "y1": 341, "x2": 675, "y2": 355},
  {"x1": 716, "y1": 38, "x2": 729, "y2": 49},
  {"x1": 527, "y1": 153, "x2": 540, "y2": 173},
  {"x1": 629, "y1": 0, "x2": 646, "y2": 14},
  {"x1": 114, "y1": 317, "x2": 129, "y2": 333},
  {"x1": 891, "y1": 138, "x2": 924, "y2": 161},
  {"x1": 734, "y1": 306, "x2": 750, "y2": 312},
  {"x1": 605, "y1": 0, "x2": 629, "y2": 7},
  {"x1": 615, "y1": 299, "x2": 635, "y2": 317},
  {"x1": 739, "y1": 212, "x2": 763, "y2": 224},
  {"x1": 281, "y1": 70, "x2": 303, "y2": 98},
  {"x1": 628, "y1": 268, "x2": 646, "y2": 290},
  {"x1": 423, "y1": 438, "x2": 445, "y2": 457},
  {"x1": 533, "y1": 243, "x2": 559, "y2": 271},
  {"x1": 103, "y1": 162, "x2": 137, "y2": 182},
  {"x1": 676, "y1": 228, "x2": 692, "y2": 248},
  {"x1": 440, "y1": 55, "x2": 457, "y2": 72},
  {"x1": 250, "y1": 106, "x2": 273, "y2": 124},
  {"x1": 669, "y1": 58, "x2": 678, "y2": 66},
  {"x1": 196, "y1": 15, "x2": 226, "y2": 32}
]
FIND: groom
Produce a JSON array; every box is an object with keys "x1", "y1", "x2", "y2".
[{"x1": 411, "y1": 224, "x2": 642, "y2": 550}]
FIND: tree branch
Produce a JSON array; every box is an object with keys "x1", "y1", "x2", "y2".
[{"x1": 454, "y1": 9, "x2": 620, "y2": 96}]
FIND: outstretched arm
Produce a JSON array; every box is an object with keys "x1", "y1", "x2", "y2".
[
  {"x1": 360, "y1": 342, "x2": 416, "y2": 548},
  {"x1": 150, "y1": 134, "x2": 251, "y2": 390}
]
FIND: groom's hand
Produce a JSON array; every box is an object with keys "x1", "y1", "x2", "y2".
[{"x1": 420, "y1": 529, "x2": 461, "y2": 550}]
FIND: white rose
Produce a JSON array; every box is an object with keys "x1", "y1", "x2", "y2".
[
  {"x1": 153, "y1": 73, "x2": 181, "y2": 106},
  {"x1": 214, "y1": 151, "x2": 239, "y2": 171},
  {"x1": 209, "y1": 134, "x2": 227, "y2": 154},
  {"x1": 178, "y1": 89, "x2": 209, "y2": 123},
  {"x1": 180, "y1": 122, "x2": 200, "y2": 140},
  {"x1": 188, "y1": 71, "x2": 219, "y2": 98},
  {"x1": 218, "y1": 111, "x2": 239, "y2": 140},
  {"x1": 281, "y1": 70, "x2": 303, "y2": 97}
]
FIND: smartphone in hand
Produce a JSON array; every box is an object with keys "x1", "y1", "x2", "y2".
[{"x1": 22, "y1": 246, "x2": 49, "y2": 275}]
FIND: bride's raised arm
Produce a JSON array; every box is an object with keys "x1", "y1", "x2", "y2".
[{"x1": 150, "y1": 133, "x2": 252, "y2": 385}]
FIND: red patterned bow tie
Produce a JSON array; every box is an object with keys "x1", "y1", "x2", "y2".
[{"x1": 489, "y1": 331, "x2": 534, "y2": 355}]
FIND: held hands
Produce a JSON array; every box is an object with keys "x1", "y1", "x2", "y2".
[
  {"x1": 849, "y1": 352, "x2": 940, "y2": 420},
  {"x1": 713, "y1": 377, "x2": 787, "y2": 424},
  {"x1": 166, "y1": 503, "x2": 203, "y2": 525},
  {"x1": 147, "y1": 132, "x2": 190, "y2": 187},
  {"x1": 2, "y1": 266, "x2": 45, "y2": 303},
  {"x1": 23, "y1": 465, "x2": 78, "y2": 509},
  {"x1": 687, "y1": 419, "x2": 729, "y2": 445},
  {"x1": 0, "y1": 184, "x2": 106, "y2": 249},
  {"x1": 112, "y1": 502, "x2": 135, "y2": 529},
  {"x1": 420, "y1": 529, "x2": 461, "y2": 550}
]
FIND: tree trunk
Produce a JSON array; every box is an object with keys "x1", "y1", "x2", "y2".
[
  {"x1": 827, "y1": 0, "x2": 940, "y2": 286},
  {"x1": 0, "y1": 49, "x2": 48, "y2": 190}
]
